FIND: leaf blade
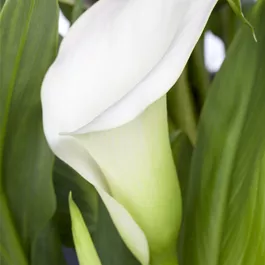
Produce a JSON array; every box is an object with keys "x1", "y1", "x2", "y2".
[
  {"x1": 69, "y1": 192, "x2": 102, "y2": 265},
  {"x1": 181, "y1": 1, "x2": 265, "y2": 264},
  {"x1": 227, "y1": 0, "x2": 257, "y2": 41},
  {"x1": 0, "y1": 1, "x2": 63, "y2": 264}
]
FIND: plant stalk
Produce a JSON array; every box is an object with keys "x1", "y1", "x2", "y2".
[
  {"x1": 167, "y1": 66, "x2": 198, "y2": 146},
  {"x1": 150, "y1": 246, "x2": 179, "y2": 265}
]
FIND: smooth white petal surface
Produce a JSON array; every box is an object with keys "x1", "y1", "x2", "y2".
[
  {"x1": 75, "y1": 0, "x2": 218, "y2": 133},
  {"x1": 42, "y1": 0, "x2": 218, "y2": 134}
]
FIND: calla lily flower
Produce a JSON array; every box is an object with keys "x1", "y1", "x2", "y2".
[{"x1": 41, "y1": 0, "x2": 217, "y2": 264}]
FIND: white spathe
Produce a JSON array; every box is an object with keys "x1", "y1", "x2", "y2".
[
  {"x1": 43, "y1": 0, "x2": 218, "y2": 134},
  {"x1": 42, "y1": 0, "x2": 218, "y2": 264}
]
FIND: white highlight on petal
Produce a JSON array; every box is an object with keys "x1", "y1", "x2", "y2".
[{"x1": 204, "y1": 31, "x2": 226, "y2": 73}]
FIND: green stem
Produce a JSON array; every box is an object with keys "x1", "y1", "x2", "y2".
[
  {"x1": 167, "y1": 67, "x2": 197, "y2": 146},
  {"x1": 190, "y1": 37, "x2": 210, "y2": 109},
  {"x1": 150, "y1": 248, "x2": 179, "y2": 265}
]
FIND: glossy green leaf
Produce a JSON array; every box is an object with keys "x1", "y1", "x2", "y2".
[
  {"x1": 69, "y1": 192, "x2": 102, "y2": 265},
  {"x1": 180, "y1": 1, "x2": 265, "y2": 265},
  {"x1": 0, "y1": 0, "x2": 63, "y2": 264},
  {"x1": 227, "y1": 0, "x2": 257, "y2": 41},
  {"x1": 53, "y1": 158, "x2": 98, "y2": 246}
]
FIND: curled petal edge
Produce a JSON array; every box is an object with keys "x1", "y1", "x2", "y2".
[{"x1": 47, "y1": 134, "x2": 150, "y2": 264}]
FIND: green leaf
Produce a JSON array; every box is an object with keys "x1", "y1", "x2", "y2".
[
  {"x1": 180, "y1": 1, "x2": 265, "y2": 265},
  {"x1": 0, "y1": 193, "x2": 28, "y2": 265},
  {"x1": 171, "y1": 132, "x2": 193, "y2": 208},
  {"x1": 59, "y1": 0, "x2": 86, "y2": 24},
  {"x1": 53, "y1": 158, "x2": 98, "y2": 247},
  {"x1": 72, "y1": 0, "x2": 85, "y2": 23},
  {"x1": 241, "y1": 0, "x2": 256, "y2": 4},
  {"x1": 167, "y1": 67, "x2": 198, "y2": 146},
  {"x1": 0, "y1": 0, "x2": 5, "y2": 11},
  {"x1": 93, "y1": 200, "x2": 141, "y2": 265},
  {"x1": 31, "y1": 219, "x2": 64, "y2": 265},
  {"x1": 69, "y1": 192, "x2": 102, "y2": 265},
  {"x1": 188, "y1": 36, "x2": 210, "y2": 109},
  {"x1": 227, "y1": 0, "x2": 257, "y2": 41},
  {"x1": 59, "y1": 0, "x2": 75, "y2": 4},
  {"x1": 0, "y1": 0, "x2": 63, "y2": 264},
  {"x1": 170, "y1": 132, "x2": 193, "y2": 263},
  {"x1": 59, "y1": 2, "x2": 73, "y2": 22}
]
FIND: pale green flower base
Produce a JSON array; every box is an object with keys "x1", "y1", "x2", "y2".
[{"x1": 77, "y1": 96, "x2": 182, "y2": 264}]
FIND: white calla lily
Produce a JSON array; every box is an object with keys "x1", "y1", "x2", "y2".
[{"x1": 41, "y1": 0, "x2": 217, "y2": 264}]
